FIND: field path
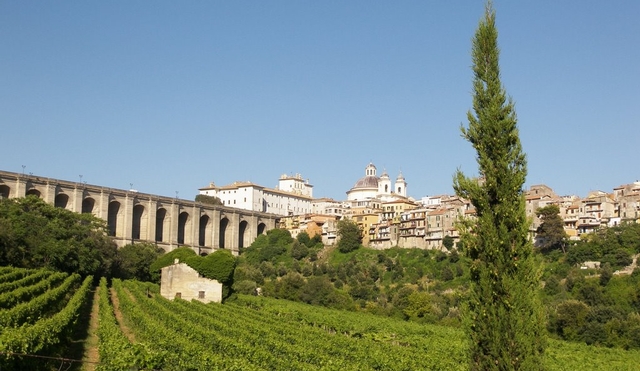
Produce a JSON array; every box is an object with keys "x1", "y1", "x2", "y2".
[
  {"x1": 78, "y1": 287, "x2": 100, "y2": 371},
  {"x1": 110, "y1": 287, "x2": 137, "y2": 342}
]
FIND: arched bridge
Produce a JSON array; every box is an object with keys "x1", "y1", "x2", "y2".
[{"x1": 0, "y1": 170, "x2": 278, "y2": 255}]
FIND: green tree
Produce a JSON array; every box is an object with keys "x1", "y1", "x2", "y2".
[
  {"x1": 337, "y1": 219, "x2": 362, "y2": 253},
  {"x1": 452, "y1": 3, "x2": 546, "y2": 369},
  {"x1": 116, "y1": 242, "x2": 164, "y2": 281},
  {"x1": 267, "y1": 228, "x2": 293, "y2": 246},
  {"x1": 442, "y1": 235, "x2": 455, "y2": 251},
  {"x1": 296, "y1": 231, "x2": 311, "y2": 247},
  {"x1": 535, "y1": 205, "x2": 568, "y2": 253},
  {"x1": 0, "y1": 196, "x2": 117, "y2": 277},
  {"x1": 554, "y1": 300, "x2": 590, "y2": 342},
  {"x1": 290, "y1": 240, "x2": 309, "y2": 260},
  {"x1": 403, "y1": 291, "x2": 435, "y2": 322}
]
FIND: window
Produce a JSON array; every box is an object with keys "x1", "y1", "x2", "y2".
[
  {"x1": 175, "y1": 292, "x2": 182, "y2": 299},
  {"x1": 198, "y1": 291, "x2": 205, "y2": 299}
]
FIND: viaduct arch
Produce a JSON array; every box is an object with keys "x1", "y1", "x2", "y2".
[{"x1": 0, "y1": 170, "x2": 278, "y2": 255}]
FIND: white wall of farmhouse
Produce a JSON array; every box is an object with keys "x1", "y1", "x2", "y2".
[{"x1": 160, "y1": 262, "x2": 222, "y2": 303}]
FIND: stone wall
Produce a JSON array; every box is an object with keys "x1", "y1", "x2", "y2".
[{"x1": 160, "y1": 261, "x2": 222, "y2": 303}]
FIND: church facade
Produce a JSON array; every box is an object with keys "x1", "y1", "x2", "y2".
[{"x1": 346, "y1": 163, "x2": 407, "y2": 202}]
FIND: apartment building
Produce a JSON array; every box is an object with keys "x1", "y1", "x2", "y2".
[{"x1": 614, "y1": 182, "x2": 640, "y2": 221}]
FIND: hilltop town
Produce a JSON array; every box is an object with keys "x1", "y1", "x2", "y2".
[{"x1": 200, "y1": 162, "x2": 640, "y2": 250}]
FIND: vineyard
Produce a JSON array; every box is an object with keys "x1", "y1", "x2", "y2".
[
  {"x1": 0, "y1": 267, "x2": 92, "y2": 369},
  {"x1": 1, "y1": 267, "x2": 640, "y2": 370}
]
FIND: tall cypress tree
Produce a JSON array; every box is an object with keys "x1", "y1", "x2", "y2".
[{"x1": 453, "y1": 3, "x2": 546, "y2": 370}]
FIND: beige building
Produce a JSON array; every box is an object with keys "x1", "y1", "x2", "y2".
[
  {"x1": 311, "y1": 197, "x2": 346, "y2": 217},
  {"x1": 277, "y1": 213, "x2": 340, "y2": 246},
  {"x1": 160, "y1": 261, "x2": 223, "y2": 304},
  {"x1": 353, "y1": 213, "x2": 379, "y2": 246},
  {"x1": 397, "y1": 207, "x2": 428, "y2": 248},
  {"x1": 613, "y1": 182, "x2": 640, "y2": 222}
]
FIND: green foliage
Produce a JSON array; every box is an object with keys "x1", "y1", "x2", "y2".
[
  {"x1": 273, "y1": 272, "x2": 306, "y2": 301},
  {"x1": 234, "y1": 264, "x2": 265, "y2": 286},
  {"x1": 194, "y1": 194, "x2": 222, "y2": 205},
  {"x1": 149, "y1": 247, "x2": 197, "y2": 281},
  {"x1": 441, "y1": 266, "x2": 454, "y2": 281},
  {"x1": 452, "y1": 3, "x2": 546, "y2": 369},
  {"x1": 567, "y1": 223, "x2": 638, "y2": 270},
  {"x1": 296, "y1": 231, "x2": 311, "y2": 247},
  {"x1": 290, "y1": 240, "x2": 309, "y2": 260},
  {"x1": 0, "y1": 196, "x2": 117, "y2": 277},
  {"x1": 442, "y1": 235, "x2": 455, "y2": 251},
  {"x1": 186, "y1": 249, "x2": 236, "y2": 284},
  {"x1": 116, "y1": 242, "x2": 164, "y2": 281},
  {"x1": 267, "y1": 228, "x2": 293, "y2": 246},
  {"x1": 234, "y1": 279, "x2": 258, "y2": 295},
  {"x1": 554, "y1": 300, "x2": 590, "y2": 341},
  {"x1": 536, "y1": 205, "x2": 568, "y2": 253},
  {"x1": 337, "y1": 219, "x2": 362, "y2": 253},
  {"x1": 403, "y1": 291, "x2": 435, "y2": 322},
  {"x1": 299, "y1": 276, "x2": 335, "y2": 306},
  {"x1": 244, "y1": 228, "x2": 293, "y2": 264},
  {"x1": 248, "y1": 234, "x2": 269, "y2": 249}
]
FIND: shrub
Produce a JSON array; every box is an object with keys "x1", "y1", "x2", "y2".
[
  {"x1": 267, "y1": 228, "x2": 293, "y2": 246},
  {"x1": 186, "y1": 249, "x2": 236, "y2": 284},
  {"x1": 291, "y1": 240, "x2": 309, "y2": 260},
  {"x1": 149, "y1": 247, "x2": 197, "y2": 281},
  {"x1": 234, "y1": 280, "x2": 258, "y2": 295}
]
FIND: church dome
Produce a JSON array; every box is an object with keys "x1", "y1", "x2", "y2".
[
  {"x1": 351, "y1": 162, "x2": 379, "y2": 189},
  {"x1": 353, "y1": 175, "x2": 379, "y2": 189}
]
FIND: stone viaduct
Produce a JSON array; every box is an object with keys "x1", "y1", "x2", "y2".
[{"x1": 0, "y1": 170, "x2": 278, "y2": 255}]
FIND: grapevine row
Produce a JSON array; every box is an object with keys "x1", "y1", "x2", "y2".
[
  {"x1": 123, "y1": 280, "x2": 447, "y2": 370},
  {"x1": 95, "y1": 277, "x2": 161, "y2": 371},
  {"x1": 0, "y1": 268, "x2": 34, "y2": 285},
  {"x1": 0, "y1": 271, "x2": 67, "y2": 309},
  {"x1": 123, "y1": 280, "x2": 322, "y2": 370},
  {"x1": 0, "y1": 275, "x2": 92, "y2": 364},
  {"x1": 0, "y1": 266, "x2": 16, "y2": 275},
  {"x1": 112, "y1": 279, "x2": 260, "y2": 371},
  {"x1": 0, "y1": 269, "x2": 54, "y2": 293},
  {"x1": 0, "y1": 273, "x2": 80, "y2": 328}
]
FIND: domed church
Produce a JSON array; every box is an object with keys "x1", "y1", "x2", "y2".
[{"x1": 346, "y1": 163, "x2": 407, "y2": 202}]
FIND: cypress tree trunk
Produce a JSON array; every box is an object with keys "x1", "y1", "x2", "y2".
[{"x1": 453, "y1": 3, "x2": 546, "y2": 370}]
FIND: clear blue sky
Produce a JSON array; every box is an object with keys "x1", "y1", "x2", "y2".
[{"x1": 2, "y1": 1, "x2": 638, "y2": 201}]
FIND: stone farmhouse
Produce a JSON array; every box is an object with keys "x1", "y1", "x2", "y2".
[{"x1": 160, "y1": 260, "x2": 223, "y2": 304}]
